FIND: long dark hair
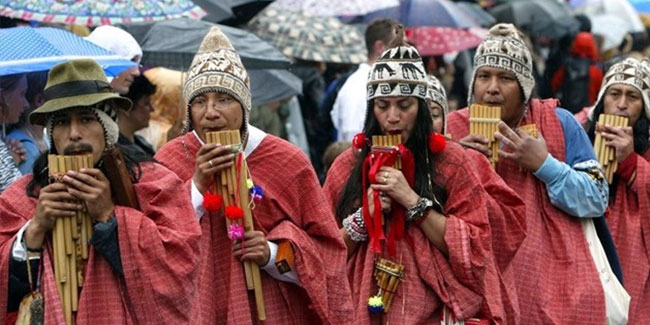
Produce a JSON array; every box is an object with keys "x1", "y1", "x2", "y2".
[
  {"x1": 587, "y1": 100, "x2": 650, "y2": 198},
  {"x1": 335, "y1": 98, "x2": 447, "y2": 221},
  {"x1": 26, "y1": 141, "x2": 155, "y2": 198}
]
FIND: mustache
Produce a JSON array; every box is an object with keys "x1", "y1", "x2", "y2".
[{"x1": 62, "y1": 143, "x2": 93, "y2": 155}]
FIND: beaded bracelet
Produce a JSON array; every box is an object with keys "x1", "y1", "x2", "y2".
[{"x1": 343, "y1": 209, "x2": 368, "y2": 242}]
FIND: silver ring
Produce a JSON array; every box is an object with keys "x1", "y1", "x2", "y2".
[
  {"x1": 384, "y1": 172, "x2": 389, "y2": 179},
  {"x1": 209, "y1": 160, "x2": 214, "y2": 168}
]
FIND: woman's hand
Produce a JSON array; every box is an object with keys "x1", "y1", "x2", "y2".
[{"x1": 370, "y1": 166, "x2": 419, "y2": 209}]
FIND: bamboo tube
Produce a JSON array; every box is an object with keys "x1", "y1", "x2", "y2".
[
  {"x1": 470, "y1": 105, "x2": 501, "y2": 168},
  {"x1": 594, "y1": 114, "x2": 628, "y2": 183},
  {"x1": 206, "y1": 130, "x2": 266, "y2": 321}
]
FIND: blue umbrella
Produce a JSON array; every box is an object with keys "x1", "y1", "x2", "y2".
[
  {"x1": 354, "y1": 0, "x2": 480, "y2": 28},
  {"x1": 0, "y1": 26, "x2": 136, "y2": 76},
  {"x1": 628, "y1": 0, "x2": 650, "y2": 14}
]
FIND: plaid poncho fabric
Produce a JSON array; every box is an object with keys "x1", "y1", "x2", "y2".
[
  {"x1": 0, "y1": 163, "x2": 202, "y2": 324},
  {"x1": 323, "y1": 141, "x2": 511, "y2": 323},
  {"x1": 604, "y1": 149, "x2": 650, "y2": 324},
  {"x1": 447, "y1": 99, "x2": 607, "y2": 324},
  {"x1": 155, "y1": 132, "x2": 353, "y2": 324}
]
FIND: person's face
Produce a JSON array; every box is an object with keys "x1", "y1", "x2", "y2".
[
  {"x1": 603, "y1": 84, "x2": 644, "y2": 126},
  {"x1": 189, "y1": 92, "x2": 243, "y2": 142},
  {"x1": 373, "y1": 96, "x2": 419, "y2": 142},
  {"x1": 429, "y1": 101, "x2": 444, "y2": 133},
  {"x1": 473, "y1": 66, "x2": 524, "y2": 125},
  {"x1": 129, "y1": 95, "x2": 154, "y2": 131},
  {"x1": 51, "y1": 108, "x2": 106, "y2": 164},
  {"x1": 111, "y1": 66, "x2": 141, "y2": 95},
  {"x1": 1, "y1": 75, "x2": 29, "y2": 124}
]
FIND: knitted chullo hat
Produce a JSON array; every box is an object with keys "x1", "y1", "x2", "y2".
[
  {"x1": 366, "y1": 41, "x2": 428, "y2": 102},
  {"x1": 590, "y1": 58, "x2": 650, "y2": 121},
  {"x1": 183, "y1": 26, "x2": 252, "y2": 143},
  {"x1": 468, "y1": 23, "x2": 535, "y2": 106},
  {"x1": 29, "y1": 59, "x2": 132, "y2": 149},
  {"x1": 426, "y1": 75, "x2": 449, "y2": 132}
]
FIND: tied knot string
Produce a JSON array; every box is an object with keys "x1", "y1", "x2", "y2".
[{"x1": 362, "y1": 144, "x2": 415, "y2": 256}]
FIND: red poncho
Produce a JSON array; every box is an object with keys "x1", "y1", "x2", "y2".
[
  {"x1": 605, "y1": 150, "x2": 650, "y2": 324},
  {"x1": 155, "y1": 132, "x2": 352, "y2": 324},
  {"x1": 323, "y1": 141, "x2": 512, "y2": 324},
  {"x1": 447, "y1": 99, "x2": 606, "y2": 324},
  {"x1": 0, "y1": 163, "x2": 202, "y2": 324}
]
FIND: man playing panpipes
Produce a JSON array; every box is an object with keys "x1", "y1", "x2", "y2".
[
  {"x1": 323, "y1": 32, "x2": 514, "y2": 323},
  {"x1": 446, "y1": 24, "x2": 626, "y2": 324},
  {"x1": 426, "y1": 75, "x2": 527, "y2": 323},
  {"x1": 585, "y1": 58, "x2": 650, "y2": 324},
  {"x1": 155, "y1": 27, "x2": 353, "y2": 323},
  {"x1": 0, "y1": 59, "x2": 201, "y2": 323}
]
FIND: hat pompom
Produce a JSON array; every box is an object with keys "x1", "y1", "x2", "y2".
[
  {"x1": 198, "y1": 26, "x2": 235, "y2": 53},
  {"x1": 352, "y1": 133, "x2": 366, "y2": 150},
  {"x1": 428, "y1": 133, "x2": 446, "y2": 154}
]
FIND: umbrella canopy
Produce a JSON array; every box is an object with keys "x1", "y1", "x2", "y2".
[
  {"x1": 249, "y1": 69, "x2": 302, "y2": 106},
  {"x1": 357, "y1": 0, "x2": 480, "y2": 28},
  {"x1": 405, "y1": 26, "x2": 483, "y2": 56},
  {"x1": 120, "y1": 18, "x2": 291, "y2": 70},
  {"x1": 456, "y1": 2, "x2": 496, "y2": 27},
  {"x1": 570, "y1": 0, "x2": 645, "y2": 33},
  {"x1": 490, "y1": 0, "x2": 579, "y2": 39},
  {"x1": 0, "y1": 0, "x2": 204, "y2": 26},
  {"x1": 629, "y1": 0, "x2": 650, "y2": 14},
  {"x1": 270, "y1": 0, "x2": 399, "y2": 16},
  {"x1": 247, "y1": 7, "x2": 367, "y2": 64},
  {"x1": 588, "y1": 14, "x2": 631, "y2": 51},
  {"x1": 0, "y1": 26, "x2": 135, "y2": 76},
  {"x1": 195, "y1": 0, "x2": 273, "y2": 25}
]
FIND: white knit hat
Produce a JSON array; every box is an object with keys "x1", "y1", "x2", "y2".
[
  {"x1": 468, "y1": 23, "x2": 535, "y2": 105},
  {"x1": 591, "y1": 58, "x2": 650, "y2": 121}
]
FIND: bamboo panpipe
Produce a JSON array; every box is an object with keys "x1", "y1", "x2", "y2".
[
  {"x1": 594, "y1": 114, "x2": 629, "y2": 183},
  {"x1": 48, "y1": 154, "x2": 93, "y2": 325},
  {"x1": 519, "y1": 124, "x2": 538, "y2": 138},
  {"x1": 371, "y1": 134, "x2": 402, "y2": 169},
  {"x1": 373, "y1": 258, "x2": 404, "y2": 313},
  {"x1": 469, "y1": 104, "x2": 502, "y2": 167},
  {"x1": 205, "y1": 130, "x2": 266, "y2": 321}
]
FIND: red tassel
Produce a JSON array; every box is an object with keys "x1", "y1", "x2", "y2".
[
  {"x1": 352, "y1": 133, "x2": 366, "y2": 149},
  {"x1": 429, "y1": 133, "x2": 446, "y2": 153},
  {"x1": 203, "y1": 193, "x2": 223, "y2": 212},
  {"x1": 225, "y1": 205, "x2": 244, "y2": 220}
]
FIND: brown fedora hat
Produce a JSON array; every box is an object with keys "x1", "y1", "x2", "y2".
[{"x1": 29, "y1": 59, "x2": 132, "y2": 126}]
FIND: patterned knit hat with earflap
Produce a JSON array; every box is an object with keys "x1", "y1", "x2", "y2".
[
  {"x1": 590, "y1": 58, "x2": 650, "y2": 121},
  {"x1": 366, "y1": 27, "x2": 428, "y2": 103},
  {"x1": 183, "y1": 26, "x2": 252, "y2": 144},
  {"x1": 468, "y1": 23, "x2": 535, "y2": 106}
]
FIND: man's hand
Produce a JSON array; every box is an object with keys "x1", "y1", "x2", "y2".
[
  {"x1": 27, "y1": 183, "x2": 82, "y2": 249},
  {"x1": 600, "y1": 124, "x2": 634, "y2": 163},
  {"x1": 495, "y1": 121, "x2": 548, "y2": 171},
  {"x1": 192, "y1": 143, "x2": 235, "y2": 194},
  {"x1": 6, "y1": 138, "x2": 26, "y2": 165},
  {"x1": 62, "y1": 168, "x2": 114, "y2": 222},
  {"x1": 232, "y1": 230, "x2": 271, "y2": 266},
  {"x1": 459, "y1": 134, "x2": 492, "y2": 157}
]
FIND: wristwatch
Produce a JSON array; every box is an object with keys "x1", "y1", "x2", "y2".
[{"x1": 406, "y1": 197, "x2": 434, "y2": 223}]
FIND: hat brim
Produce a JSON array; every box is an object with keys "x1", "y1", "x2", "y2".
[{"x1": 29, "y1": 92, "x2": 132, "y2": 126}]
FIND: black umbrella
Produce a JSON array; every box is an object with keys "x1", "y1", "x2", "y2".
[
  {"x1": 489, "y1": 0, "x2": 579, "y2": 39},
  {"x1": 249, "y1": 69, "x2": 302, "y2": 107},
  {"x1": 120, "y1": 18, "x2": 291, "y2": 70},
  {"x1": 194, "y1": 0, "x2": 273, "y2": 25}
]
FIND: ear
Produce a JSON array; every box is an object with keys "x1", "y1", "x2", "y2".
[
  {"x1": 34, "y1": 93, "x2": 45, "y2": 108},
  {"x1": 373, "y1": 41, "x2": 385, "y2": 58}
]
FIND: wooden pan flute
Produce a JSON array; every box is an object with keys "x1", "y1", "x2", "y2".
[
  {"x1": 205, "y1": 130, "x2": 266, "y2": 321},
  {"x1": 470, "y1": 104, "x2": 501, "y2": 167},
  {"x1": 371, "y1": 134, "x2": 402, "y2": 169},
  {"x1": 594, "y1": 114, "x2": 629, "y2": 183},
  {"x1": 519, "y1": 124, "x2": 538, "y2": 138},
  {"x1": 48, "y1": 154, "x2": 94, "y2": 325},
  {"x1": 373, "y1": 257, "x2": 404, "y2": 313}
]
